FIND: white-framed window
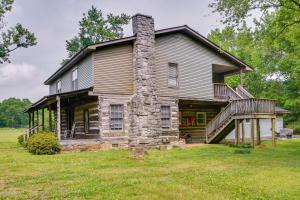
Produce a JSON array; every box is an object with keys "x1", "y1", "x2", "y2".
[
  {"x1": 72, "y1": 68, "x2": 78, "y2": 90},
  {"x1": 161, "y1": 105, "x2": 171, "y2": 129},
  {"x1": 110, "y1": 104, "x2": 123, "y2": 130},
  {"x1": 168, "y1": 63, "x2": 178, "y2": 87},
  {"x1": 56, "y1": 80, "x2": 62, "y2": 93}
]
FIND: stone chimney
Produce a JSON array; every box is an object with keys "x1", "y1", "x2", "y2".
[{"x1": 130, "y1": 14, "x2": 160, "y2": 143}]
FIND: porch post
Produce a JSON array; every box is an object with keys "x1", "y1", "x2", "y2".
[
  {"x1": 32, "y1": 111, "x2": 35, "y2": 133},
  {"x1": 235, "y1": 119, "x2": 240, "y2": 145},
  {"x1": 251, "y1": 118, "x2": 255, "y2": 148},
  {"x1": 28, "y1": 112, "x2": 31, "y2": 133},
  {"x1": 36, "y1": 110, "x2": 39, "y2": 132},
  {"x1": 241, "y1": 119, "x2": 245, "y2": 144},
  {"x1": 256, "y1": 119, "x2": 261, "y2": 145},
  {"x1": 42, "y1": 108, "x2": 45, "y2": 131},
  {"x1": 271, "y1": 117, "x2": 276, "y2": 147},
  {"x1": 240, "y1": 69, "x2": 243, "y2": 86},
  {"x1": 56, "y1": 96, "x2": 61, "y2": 141},
  {"x1": 48, "y1": 106, "x2": 52, "y2": 132}
]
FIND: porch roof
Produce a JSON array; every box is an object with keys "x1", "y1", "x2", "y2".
[{"x1": 24, "y1": 87, "x2": 93, "y2": 113}]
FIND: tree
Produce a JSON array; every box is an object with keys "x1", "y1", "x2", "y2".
[
  {"x1": 65, "y1": 6, "x2": 130, "y2": 59},
  {"x1": 0, "y1": 0, "x2": 37, "y2": 63},
  {"x1": 0, "y1": 98, "x2": 32, "y2": 128},
  {"x1": 208, "y1": 0, "x2": 300, "y2": 124}
]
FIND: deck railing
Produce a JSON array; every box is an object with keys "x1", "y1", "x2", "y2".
[
  {"x1": 23, "y1": 125, "x2": 42, "y2": 142},
  {"x1": 207, "y1": 98, "x2": 276, "y2": 141},
  {"x1": 236, "y1": 85, "x2": 254, "y2": 99},
  {"x1": 214, "y1": 83, "x2": 242, "y2": 100}
]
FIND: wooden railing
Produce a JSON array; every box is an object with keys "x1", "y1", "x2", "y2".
[
  {"x1": 236, "y1": 85, "x2": 254, "y2": 99},
  {"x1": 214, "y1": 83, "x2": 242, "y2": 100},
  {"x1": 23, "y1": 125, "x2": 41, "y2": 142},
  {"x1": 207, "y1": 98, "x2": 276, "y2": 141}
]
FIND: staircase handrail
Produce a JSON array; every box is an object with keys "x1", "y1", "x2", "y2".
[{"x1": 207, "y1": 98, "x2": 276, "y2": 141}]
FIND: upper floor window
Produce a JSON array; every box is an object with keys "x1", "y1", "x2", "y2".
[
  {"x1": 56, "y1": 80, "x2": 61, "y2": 93},
  {"x1": 161, "y1": 105, "x2": 171, "y2": 129},
  {"x1": 168, "y1": 63, "x2": 178, "y2": 87},
  {"x1": 72, "y1": 68, "x2": 78, "y2": 90},
  {"x1": 110, "y1": 104, "x2": 123, "y2": 130}
]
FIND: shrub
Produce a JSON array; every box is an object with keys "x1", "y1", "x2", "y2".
[
  {"x1": 17, "y1": 134, "x2": 25, "y2": 146},
  {"x1": 293, "y1": 124, "x2": 300, "y2": 135},
  {"x1": 27, "y1": 132, "x2": 61, "y2": 155}
]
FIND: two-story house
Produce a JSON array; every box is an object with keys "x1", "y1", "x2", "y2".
[{"x1": 25, "y1": 14, "x2": 278, "y2": 148}]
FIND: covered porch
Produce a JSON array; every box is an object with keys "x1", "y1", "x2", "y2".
[{"x1": 24, "y1": 88, "x2": 100, "y2": 141}]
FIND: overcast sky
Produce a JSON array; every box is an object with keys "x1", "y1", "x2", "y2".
[{"x1": 0, "y1": 0, "x2": 223, "y2": 102}]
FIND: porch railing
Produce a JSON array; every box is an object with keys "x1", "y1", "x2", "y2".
[
  {"x1": 23, "y1": 125, "x2": 42, "y2": 142},
  {"x1": 236, "y1": 85, "x2": 254, "y2": 99},
  {"x1": 214, "y1": 83, "x2": 242, "y2": 100},
  {"x1": 207, "y1": 98, "x2": 276, "y2": 141}
]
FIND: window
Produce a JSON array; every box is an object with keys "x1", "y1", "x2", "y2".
[
  {"x1": 168, "y1": 63, "x2": 178, "y2": 87},
  {"x1": 72, "y1": 68, "x2": 78, "y2": 90},
  {"x1": 110, "y1": 105, "x2": 123, "y2": 130},
  {"x1": 196, "y1": 112, "x2": 206, "y2": 125},
  {"x1": 56, "y1": 80, "x2": 61, "y2": 93},
  {"x1": 245, "y1": 118, "x2": 251, "y2": 123},
  {"x1": 161, "y1": 105, "x2": 171, "y2": 128}
]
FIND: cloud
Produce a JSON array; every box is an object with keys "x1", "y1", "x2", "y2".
[
  {"x1": 0, "y1": 63, "x2": 48, "y2": 102},
  {"x1": 0, "y1": 63, "x2": 39, "y2": 86}
]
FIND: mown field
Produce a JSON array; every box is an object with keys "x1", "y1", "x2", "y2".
[{"x1": 0, "y1": 128, "x2": 300, "y2": 199}]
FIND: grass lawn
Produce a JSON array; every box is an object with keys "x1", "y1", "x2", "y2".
[{"x1": 1, "y1": 128, "x2": 300, "y2": 199}]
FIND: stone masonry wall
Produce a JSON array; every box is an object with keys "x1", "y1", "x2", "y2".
[{"x1": 130, "y1": 14, "x2": 161, "y2": 144}]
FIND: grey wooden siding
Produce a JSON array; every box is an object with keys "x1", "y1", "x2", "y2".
[
  {"x1": 49, "y1": 54, "x2": 93, "y2": 95},
  {"x1": 93, "y1": 44, "x2": 133, "y2": 95},
  {"x1": 155, "y1": 33, "x2": 236, "y2": 100}
]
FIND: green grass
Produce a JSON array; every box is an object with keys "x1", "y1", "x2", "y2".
[{"x1": 1, "y1": 128, "x2": 300, "y2": 199}]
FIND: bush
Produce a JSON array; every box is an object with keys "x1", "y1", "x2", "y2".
[
  {"x1": 293, "y1": 125, "x2": 300, "y2": 135},
  {"x1": 234, "y1": 148, "x2": 251, "y2": 154},
  {"x1": 17, "y1": 134, "x2": 25, "y2": 146},
  {"x1": 27, "y1": 132, "x2": 61, "y2": 155}
]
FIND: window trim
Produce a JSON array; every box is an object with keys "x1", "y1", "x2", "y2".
[
  {"x1": 196, "y1": 112, "x2": 206, "y2": 125},
  {"x1": 56, "y1": 79, "x2": 62, "y2": 93},
  {"x1": 161, "y1": 105, "x2": 171, "y2": 129},
  {"x1": 109, "y1": 104, "x2": 124, "y2": 131},
  {"x1": 72, "y1": 67, "x2": 78, "y2": 91},
  {"x1": 168, "y1": 62, "x2": 179, "y2": 88}
]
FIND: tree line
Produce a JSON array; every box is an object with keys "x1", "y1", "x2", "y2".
[{"x1": 0, "y1": 98, "x2": 32, "y2": 128}]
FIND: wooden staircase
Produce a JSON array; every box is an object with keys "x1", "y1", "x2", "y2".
[{"x1": 208, "y1": 84, "x2": 276, "y2": 144}]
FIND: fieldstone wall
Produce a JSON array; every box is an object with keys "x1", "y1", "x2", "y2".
[
  {"x1": 98, "y1": 95, "x2": 131, "y2": 138},
  {"x1": 130, "y1": 14, "x2": 161, "y2": 144}
]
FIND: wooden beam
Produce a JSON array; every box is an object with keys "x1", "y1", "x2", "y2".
[
  {"x1": 42, "y1": 108, "x2": 45, "y2": 131},
  {"x1": 32, "y1": 111, "x2": 35, "y2": 134},
  {"x1": 235, "y1": 119, "x2": 240, "y2": 145},
  {"x1": 271, "y1": 118, "x2": 276, "y2": 147},
  {"x1": 28, "y1": 112, "x2": 31, "y2": 133},
  {"x1": 56, "y1": 96, "x2": 61, "y2": 141},
  {"x1": 241, "y1": 120, "x2": 245, "y2": 144},
  {"x1": 36, "y1": 110, "x2": 39, "y2": 133},
  {"x1": 251, "y1": 118, "x2": 255, "y2": 148},
  {"x1": 49, "y1": 106, "x2": 52, "y2": 132},
  {"x1": 256, "y1": 119, "x2": 261, "y2": 145},
  {"x1": 240, "y1": 69, "x2": 243, "y2": 86}
]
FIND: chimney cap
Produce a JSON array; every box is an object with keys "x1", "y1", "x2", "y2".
[{"x1": 132, "y1": 13, "x2": 153, "y2": 19}]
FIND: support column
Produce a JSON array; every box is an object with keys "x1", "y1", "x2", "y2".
[
  {"x1": 48, "y1": 106, "x2": 52, "y2": 132},
  {"x1": 32, "y1": 111, "x2": 35, "y2": 133},
  {"x1": 271, "y1": 118, "x2": 276, "y2": 147},
  {"x1": 256, "y1": 119, "x2": 261, "y2": 145},
  {"x1": 235, "y1": 119, "x2": 240, "y2": 145},
  {"x1": 241, "y1": 119, "x2": 245, "y2": 144},
  {"x1": 42, "y1": 108, "x2": 45, "y2": 131},
  {"x1": 36, "y1": 110, "x2": 39, "y2": 132},
  {"x1": 240, "y1": 69, "x2": 243, "y2": 86},
  {"x1": 251, "y1": 118, "x2": 255, "y2": 148},
  {"x1": 28, "y1": 112, "x2": 31, "y2": 133},
  {"x1": 56, "y1": 96, "x2": 61, "y2": 141}
]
